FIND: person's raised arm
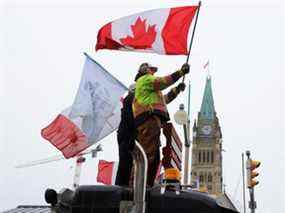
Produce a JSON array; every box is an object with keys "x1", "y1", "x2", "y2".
[
  {"x1": 164, "y1": 82, "x2": 186, "y2": 104},
  {"x1": 152, "y1": 64, "x2": 189, "y2": 91}
]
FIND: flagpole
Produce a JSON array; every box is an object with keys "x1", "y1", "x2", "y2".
[
  {"x1": 187, "y1": 80, "x2": 191, "y2": 146},
  {"x1": 187, "y1": 81, "x2": 191, "y2": 118},
  {"x1": 183, "y1": 81, "x2": 191, "y2": 187},
  {"x1": 183, "y1": 1, "x2": 202, "y2": 82},
  {"x1": 207, "y1": 60, "x2": 210, "y2": 78}
]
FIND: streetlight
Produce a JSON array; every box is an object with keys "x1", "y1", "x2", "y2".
[
  {"x1": 174, "y1": 104, "x2": 190, "y2": 186},
  {"x1": 174, "y1": 104, "x2": 188, "y2": 125}
]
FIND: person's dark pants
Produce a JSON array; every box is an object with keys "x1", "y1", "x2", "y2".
[{"x1": 115, "y1": 129, "x2": 134, "y2": 186}]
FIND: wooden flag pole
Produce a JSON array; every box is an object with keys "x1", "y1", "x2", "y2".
[{"x1": 183, "y1": 1, "x2": 202, "y2": 82}]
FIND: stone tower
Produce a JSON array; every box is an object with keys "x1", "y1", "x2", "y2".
[{"x1": 191, "y1": 76, "x2": 223, "y2": 196}]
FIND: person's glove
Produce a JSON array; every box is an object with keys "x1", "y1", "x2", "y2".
[
  {"x1": 181, "y1": 63, "x2": 190, "y2": 75},
  {"x1": 177, "y1": 82, "x2": 186, "y2": 92}
]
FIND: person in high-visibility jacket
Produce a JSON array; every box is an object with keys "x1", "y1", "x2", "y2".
[{"x1": 132, "y1": 62, "x2": 189, "y2": 186}]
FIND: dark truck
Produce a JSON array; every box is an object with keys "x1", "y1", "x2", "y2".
[{"x1": 44, "y1": 142, "x2": 239, "y2": 213}]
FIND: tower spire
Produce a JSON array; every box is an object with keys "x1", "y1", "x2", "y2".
[
  {"x1": 200, "y1": 76, "x2": 215, "y2": 120},
  {"x1": 191, "y1": 75, "x2": 223, "y2": 196}
]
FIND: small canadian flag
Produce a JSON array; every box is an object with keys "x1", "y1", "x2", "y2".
[{"x1": 96, "y1": 6, "x2": 199, "y2": 55}]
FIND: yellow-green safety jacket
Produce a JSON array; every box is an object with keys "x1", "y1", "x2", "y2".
[{"x1": 132, "y1": 70, "x2": 184, "y2": 127}]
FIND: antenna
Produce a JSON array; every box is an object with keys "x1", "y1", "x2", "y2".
[
  {"x1": 15, "y1": 155, "x2": 65, "y2": 169},
  {"x1": 15, "y1": 144, "x2": 103, "y2": 189},
  {"x1": 15, "y1": 144, "x2": 103, "y2": 169}
]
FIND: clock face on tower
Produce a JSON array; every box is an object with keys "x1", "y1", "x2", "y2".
[{"x1": 201, "y1": 125, "x2": 212, "y2": 135}]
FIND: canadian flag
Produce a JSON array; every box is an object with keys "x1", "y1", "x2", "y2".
[{"x1": 96, "y1": 6, "x2": 198, "y2": 55}]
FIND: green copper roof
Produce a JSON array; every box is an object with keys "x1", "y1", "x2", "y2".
[{"x1": 200, "y1": 76, "x2": 215, "y2": 120}]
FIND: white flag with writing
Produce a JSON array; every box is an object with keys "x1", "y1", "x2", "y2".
[{"x1": 41, "y1": 53, "x2": 127, "y2": 158}]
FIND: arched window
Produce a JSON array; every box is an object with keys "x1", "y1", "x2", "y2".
[
  {"x1": 208, "y1": 174, "x2": 212, "y2": 182},
  {"x1": 207, "y1": 151, "x2": 210, "y2": 163},
  {"x1": 202, "y1": 151, "x2": 206, "y2": 163},
  {"x1": 198, "y1": 151, "x2": 201, "y2": 163},
  {"x1": 211, "y1": 151, "x2": 214, "y2": 163}
]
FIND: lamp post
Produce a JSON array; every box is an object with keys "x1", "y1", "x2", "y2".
[{"x1": 174, "y1": 104, "x2": 190, "y2": 186}]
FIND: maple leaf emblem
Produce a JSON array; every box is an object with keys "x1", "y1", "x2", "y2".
[{"x1": 120, "y1": 17, "x2": 157, "y2": 49}]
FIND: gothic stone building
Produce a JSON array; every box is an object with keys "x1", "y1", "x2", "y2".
[{"x1": 191, "y1": 76, "x2": 223, "y2": 196}]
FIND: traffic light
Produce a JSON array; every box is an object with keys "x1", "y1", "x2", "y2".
[{"x1": 246, "y1": 159, "x2": 261, "y2": 188}]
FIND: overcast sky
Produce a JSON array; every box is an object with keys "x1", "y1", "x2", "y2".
[{"x1": 0, "y1": 0, "x2": 284, "y2": 212}]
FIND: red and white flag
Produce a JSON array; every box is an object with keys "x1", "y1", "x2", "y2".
[
  {"x1": 96, "y1": 160, "x2": 162, "y2": 185},
  {"x1": 96, "y1": 6, "x2": 198, "y2": 55},
  {"x1": 41, "y1": 53, "x2": 128, "y2": 158},
  {"x1": 97, "y1": 160, "x2": 118, "y2": 185},
  {"x1": 41, "y1": 108, "x2": 88, "y2": 159}
]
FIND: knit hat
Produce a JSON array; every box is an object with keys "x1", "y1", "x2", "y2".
[{"x1": 135, "y1": 63, "x2": 157, "y2": 81}]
